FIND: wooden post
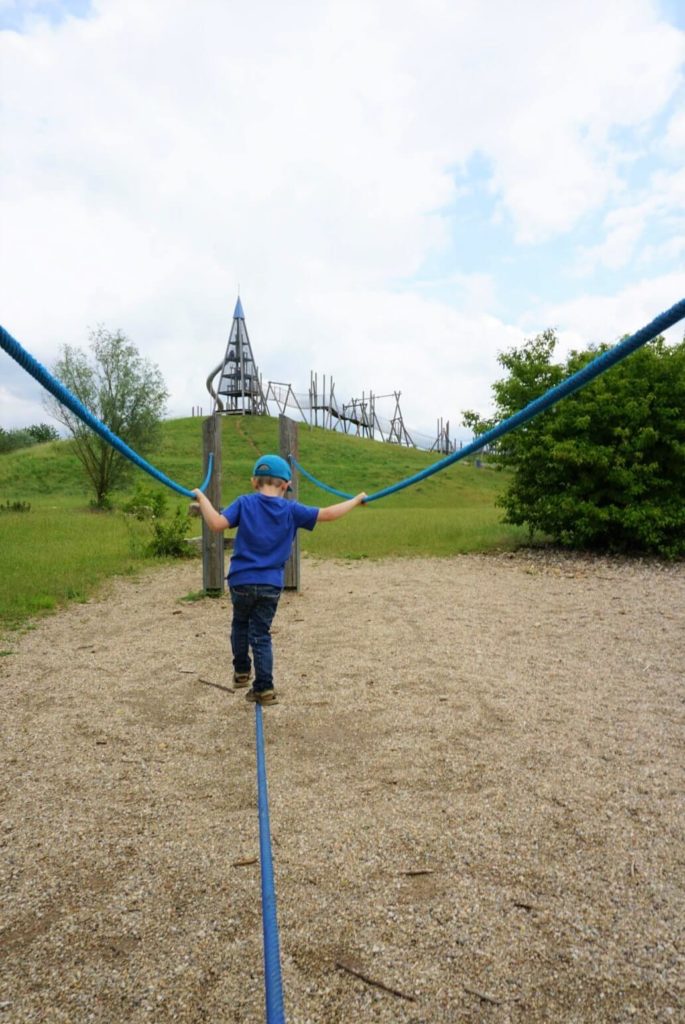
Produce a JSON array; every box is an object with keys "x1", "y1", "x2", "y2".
[
  {"x1": 202, "y1": 413, "x2": 224, "y2": 593},
  {"x1": 279, "y1": 414, "x2": 300, "y2": 592}
]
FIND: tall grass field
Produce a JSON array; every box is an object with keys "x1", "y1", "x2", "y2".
[{"x1": 0, "y1": 415, "x2": 528, "y2": 636}]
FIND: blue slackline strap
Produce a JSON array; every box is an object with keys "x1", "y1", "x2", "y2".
[
  {"x1": 255, "y1": 704, "x2": 286, "y2": 1024},
  {"x1": 0, "y1": 325, "x2": 213, "y2": 497},
  {"x1": 290, "y1": 298, "x2": 685, "y2": 504}
]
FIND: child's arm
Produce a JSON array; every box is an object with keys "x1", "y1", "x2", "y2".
[
  {"x1": 191, "y1": 489, "x2": 230, "y2": 532},
  {"x1": 317, "y1": 492, "x2": 367, "y2": 522}
]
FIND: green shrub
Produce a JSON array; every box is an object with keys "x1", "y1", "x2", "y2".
[
  {"x1": 148, "y1": 506, "x2": 194, "y2": 558},
  {"x1": 466, "y1": 331, "x2": 685, "y2": 558},
  {"x1": 89, "y1": 495, "x2": 114, "y2": 511},
  {"x1": 0, "y1": 428, "x2": 38, "y2": 454},
  {"x1": 0, "y1": 424, "x2": 59, "y2": 453},
  {"x1": 122, "y1": 483, "x2": 169, "y2": 520}
]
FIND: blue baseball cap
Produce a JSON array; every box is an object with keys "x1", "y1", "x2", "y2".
[{"x1": 252, "y1": 454, "x2": 292, "y2": 483}]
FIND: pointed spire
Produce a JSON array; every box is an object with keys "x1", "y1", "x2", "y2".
[{"x1": 210, "y1": 295, "x2": 267, "y2": 415}]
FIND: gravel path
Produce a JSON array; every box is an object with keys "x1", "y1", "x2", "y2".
[{"x1": 1, "y1": 552, "x2": 684, "y2": 1023}]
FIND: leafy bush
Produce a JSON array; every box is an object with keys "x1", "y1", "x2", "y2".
[
  {"x1": 464, "y1": 331, "x2": 685, "y2": 558},
  {"x1": 148, "y1": 506, "x2": 194, "y2": 558},
  {"x1": 0, "y1": 428, "x2": 38, "y2": 454},
  {"x1": 122, "y1": 483, "x2": 169, "y2": 520},
  {"x1": 0, "y1": 423, "x2": 59, "y2": 453},
  {"x1": 89, "y1": 495, "x2": 114, "y2": 511}
]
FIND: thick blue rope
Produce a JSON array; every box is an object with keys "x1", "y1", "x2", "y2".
[
  {"x1": 0, "y1": 325, "x2": 212, "y2": 497},
  {"x1": 291, "y1": 458, "x2": 354, "y2": 499},
  {"x1": 291, "y1": 298, "x2": 685, "y2": 503},
  {"x1": 255, "y1": 704, "x2": 287, "y2": 1024}
]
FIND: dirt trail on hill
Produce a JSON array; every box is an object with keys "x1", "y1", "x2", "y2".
[{"x1": 1, "y1": 552, "x2": 683, "y2": 1024}]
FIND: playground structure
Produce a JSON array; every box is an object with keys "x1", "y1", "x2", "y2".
[
  {"x1": 206, "y1": 297, "x2": 268, "y2": 416},
  {"x1": 207, "y1": 298, "x2": 459, "y2": 454}
]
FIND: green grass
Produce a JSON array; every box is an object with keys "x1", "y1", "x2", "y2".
[
  {"x1": 303, "y1": 504, "x2": 528, "y2": 559},
  {"x1": 0, "y1": 438, "x2": 91, "y2": 505},
  {"x1": 0, "y1": 509, "x2": 157, "y2": 632},
  {"x1": 0, "y1": 415, "x2": 527, "y2": 634}
]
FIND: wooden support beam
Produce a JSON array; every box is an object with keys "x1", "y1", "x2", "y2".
[
  {"x1": 202, "y1": 413, "x2": 224, "y2": 593},
  {"x1": 279, "y1": 414, "x2": 300, "y2": 592}
]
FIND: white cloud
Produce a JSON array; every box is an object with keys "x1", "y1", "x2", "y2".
[
  {"x1": 303, "y1": 287, "x2": 524, "y2": 428},
  {"x1": 574, "y1": 166, "x2": 685, "y2": 273},
  {"x1": 541, "y1": 272, "x2": 685, "y2": 357},
  {"x1": 0, "y1": 380, "x2": 53, "y2": 429},
  {"x1": 1, "y1": 0, "x2": 684, "y2": 438},
  {"x1": 664, "y1": 105, "x2": 685, "y2": 153},
  {"x1": 436, "y1": 0, "x2": 685, "y2": 241}
]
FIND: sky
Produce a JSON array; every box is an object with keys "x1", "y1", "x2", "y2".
[{"x1": 1, "y1": 0, "x2": 684, "y2": 446}]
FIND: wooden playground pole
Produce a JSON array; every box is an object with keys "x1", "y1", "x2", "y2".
[
  {"x1": 202, "y1": 413, "x2": 224, "y2": 593},
  {"x1": 279, "y1": 414, "x2": 301, "y2": 592}
]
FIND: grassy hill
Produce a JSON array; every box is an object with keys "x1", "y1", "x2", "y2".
[{"x1": 0, "y1": 415, "x2": 528, "y2": 633}]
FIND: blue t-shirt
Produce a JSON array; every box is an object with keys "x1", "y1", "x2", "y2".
[{"x1": 222, "y1": 492, "x2": 319, "y2": 587}]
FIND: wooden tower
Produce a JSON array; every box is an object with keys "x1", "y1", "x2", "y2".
[{"x1": 210, "y1": 297, "x2": 267, "y2": 415}]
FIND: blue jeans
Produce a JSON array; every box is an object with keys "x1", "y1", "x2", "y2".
[{"x1": 229, "y1": 585, "x2": 282, "y2": 692}]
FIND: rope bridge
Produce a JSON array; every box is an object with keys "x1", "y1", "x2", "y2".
[{"x1": 291, "y1": 298, "x2": 685, "y2": 503}]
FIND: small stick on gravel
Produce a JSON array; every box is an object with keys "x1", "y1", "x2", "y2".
[
  {"x1": 335, "y1": 957, "x2": 416, "y2": 1002},
  {"x1": 512, "y1": 900, "x2": 537, "y2": 911},
  {"x1": 198, "y1": 677, "x2": 234, "y2": 694},
  {"x1": 462, "y1": 984, "x2": 504, "y2": 1005}
]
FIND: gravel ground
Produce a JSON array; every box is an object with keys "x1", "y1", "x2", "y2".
[{"x1": 1, "y1": 551, "x2": 683, "y2": 1024}]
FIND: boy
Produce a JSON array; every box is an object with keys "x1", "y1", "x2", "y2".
[{"x1": 192, "y1": 453, "x2": 365, "y2": 705}]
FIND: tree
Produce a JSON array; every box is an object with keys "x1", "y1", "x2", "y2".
[
  {"x1": 46, "y1": 327, "x2": 168, "y2": 507},
  {"x1": 463, "y1": 330, "x2": 685, "y2": 558},
  {"x1": 27, "y1": 423, "x2": 60, "y2": 443}
]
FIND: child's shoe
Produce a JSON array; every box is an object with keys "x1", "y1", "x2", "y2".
[
  {"x1": 233, "y1": 672, "x2": 251, "y2": 689},
  {"x1": 245, "y1": 687, "x2": 278, "y2": 705}
]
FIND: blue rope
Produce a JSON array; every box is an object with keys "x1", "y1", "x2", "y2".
[
  {"x1": 255, "y1": 704, "x2": 287, "y2": 1024},
  {"x1": 290, "y1": 457, "x2": 355, "y2": 498},
  {"x1": 291, "y1": 298, "x2": 685, "y2": 504},
  {"x1": 0, "y1": 325, "x2": 213, "y2": 497}
]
